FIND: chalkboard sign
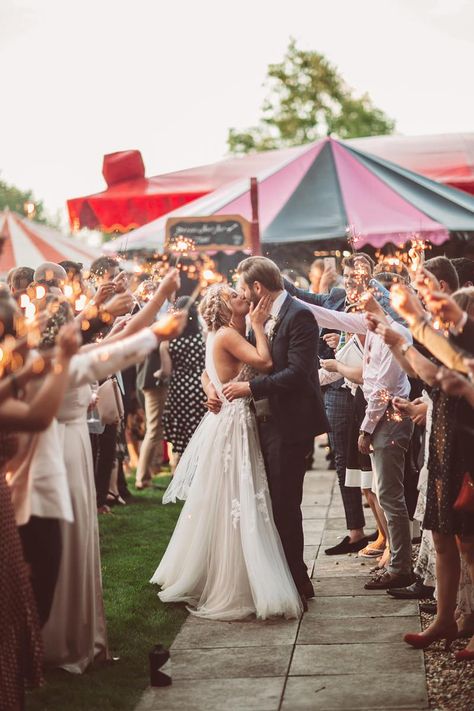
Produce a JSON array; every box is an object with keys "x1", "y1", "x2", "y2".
[{"x1": 165, "y1": 215, "x2": 251, "y2": 252}]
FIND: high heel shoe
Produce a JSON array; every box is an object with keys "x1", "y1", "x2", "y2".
[
  {"x1": 403, "y1": 624, "x2": 458, "y2": 651},
  {"x1": 454, "y1": 647, "x2": 474, "y2": 662}
]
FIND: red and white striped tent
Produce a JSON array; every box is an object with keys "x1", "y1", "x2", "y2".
[{"x1": 0, "y1": 209, "x2": 100, "y2": 276}]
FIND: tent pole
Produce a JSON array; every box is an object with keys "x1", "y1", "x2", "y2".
[{"x1": 250, "y1": 177, "x2": 261, "y2": 256}]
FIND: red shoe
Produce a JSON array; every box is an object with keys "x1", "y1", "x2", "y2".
[
  {"x1": 404, "y1": 624, "x2": 457, "y2": 651},
  {"x1": 455, "y1": 647, "x2": 474, "y2": 662}
]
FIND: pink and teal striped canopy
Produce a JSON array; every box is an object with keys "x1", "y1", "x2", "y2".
[{"x1": 104, "y1": 137, "x2": 474, "y2": 255}]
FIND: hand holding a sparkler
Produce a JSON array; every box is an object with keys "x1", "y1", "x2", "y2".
[
  {"x1": 93, "y1": 282, "x2": 116, "y2": 307},
  {"x1": 390, "y1": 284, "x2": 426, "y2": 326},
  {"x1": 101, "y1": 291, "x2": 135, "y2": 318},
  {"x1": 374, "y1": 322, "x2": 406, "y2": 349},
  {"x1": 422, "y1": 291, "x2": 463, "y2": 329},
  {"x1": 151, "y1": 310, "x2": 188, "y2": 341},
  {"x1": 414, "y1": 266, "x2": 440, "y2": 295},
  {"x1": 392, "y1": 396, "x2": 427, "y2": 426},
  {"x1": 436, "y1": 367, "x2": 474, "y2": 405},
  {"x1": 157, "y1": 268, "x2": 181, "y2": 301},
  {"x1": 319, "y1": 358, "x2": 339, "y2": 373}
]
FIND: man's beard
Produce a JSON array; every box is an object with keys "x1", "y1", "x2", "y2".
[{"x1": 248, "y1": 287, "x2": 260, "y2": 306}]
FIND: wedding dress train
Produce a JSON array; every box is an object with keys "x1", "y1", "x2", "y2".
[{"x1": 151, "y1": 332, "x2": 302, "y2": 620}]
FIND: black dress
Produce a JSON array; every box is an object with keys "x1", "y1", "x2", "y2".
[
  {"x1": 163, "y1": 332, "x2": 206, "y2": 455},
  {"x1": 423, "y1": 388, "x2": 474, "y2": 536}
]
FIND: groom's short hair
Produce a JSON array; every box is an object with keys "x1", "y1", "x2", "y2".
[{"x1": 237, "y1": 257, "x2": 283, "y2": 291}]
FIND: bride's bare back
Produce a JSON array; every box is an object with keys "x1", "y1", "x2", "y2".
[{"x1": 213, "y1": 326, "x2": 272, "y2": 384}]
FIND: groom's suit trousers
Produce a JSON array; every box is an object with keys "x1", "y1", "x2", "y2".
[{"x1": 258, "y1": 419, "x2": 314, "y2": 590}]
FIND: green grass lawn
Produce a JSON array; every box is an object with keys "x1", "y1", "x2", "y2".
[{"x1": 26, "y1": 477, "x2": 187, "y2": 711}]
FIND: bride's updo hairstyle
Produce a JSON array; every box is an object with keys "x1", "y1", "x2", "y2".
[{"x1": 199, "y1": 284, "x2": 233, "y2": 332}]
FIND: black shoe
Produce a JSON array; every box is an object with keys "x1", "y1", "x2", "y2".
[
  {"x1": 301, "y1": 580, "x2": 315, "y2": 599},
  {"x1": 366, "y1": 530, "x2": 378, "y2": 542},
  {"x1": 386, "y1": 578, "x2": 435, "y2": 600},
  {"x1": 324, "y1": 536, "x2": 368, "y2": 556},
  {"x1": 419, "y1": 602, "x2": 437, "y2": 615}
]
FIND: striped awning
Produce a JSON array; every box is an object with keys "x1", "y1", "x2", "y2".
[
  {"x1": 0, "y1": 210, "x2": 100, "y2": 275},
  {"x1": 104, "y1": 137, "x2": 474, "y2": 255}
]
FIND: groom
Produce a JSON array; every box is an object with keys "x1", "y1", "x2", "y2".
[{"x1": 222, "y1": 256, "x2": 329, "y2": 604}]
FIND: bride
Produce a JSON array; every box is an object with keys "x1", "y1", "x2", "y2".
[{"x1": 150, "y1": 284, "x2": 302, "y2": 620}]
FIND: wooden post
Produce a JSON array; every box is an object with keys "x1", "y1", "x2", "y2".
[{"x1": 250, "y1": 177, "x2": 261, "y2": 256}]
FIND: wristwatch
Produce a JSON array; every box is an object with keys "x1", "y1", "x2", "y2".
[{"x1": 401, "y1": 342, "x2": 412, "y2": 355}]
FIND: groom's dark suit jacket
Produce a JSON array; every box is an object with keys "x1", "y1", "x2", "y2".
[{"x1": 249, "y1": 293, "x2": 329, "y2": 444}]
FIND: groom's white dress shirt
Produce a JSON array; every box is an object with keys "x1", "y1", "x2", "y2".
[
  {"x1": 265, "y1": 290, "x2": 287, "y2": 337},
  {"x1": 296, "y1": 300, "x2": 411, "y2": 434}
]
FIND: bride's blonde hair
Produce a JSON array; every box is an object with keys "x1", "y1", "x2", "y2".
[{"x1": 199, "y1": 284, "x2": 233, "y2": 331}]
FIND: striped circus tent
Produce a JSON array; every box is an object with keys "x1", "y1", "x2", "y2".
[
  {"x1": 0, "y1": 210, "x2": 100, "y2": 276},
  {"x1": 103, "y1": 137, "x2": 474, "y2": 256}
]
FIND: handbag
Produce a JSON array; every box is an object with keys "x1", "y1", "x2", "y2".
[
  {"x1": 97, "y1": 377, "x2": 124, "y2": 425},
  {"x1": 453, "y1": 472, "x2": 474, "y2": 513}
]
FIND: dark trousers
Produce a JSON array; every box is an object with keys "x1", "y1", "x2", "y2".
[
  {"x1": 324, "y1": 386, "x2": 366, "y2": 531},
  {"x1": 258, "y1": 419, "x2": 313, "y2": 590},
  {"x1": 18, "y1": 516, "x2": 62, "y2": 627},
  {"x1": 91, "y1": 423, "x2": 118, "y2": 507}
]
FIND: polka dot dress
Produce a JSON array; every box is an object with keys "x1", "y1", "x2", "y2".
[
  {"x1": 0, "y1": 433, "x2": 43, "y2": 708},
  {"x1": 423, "y1": 389, "x2": 474, "y2": 537},
  {"x1": 163, "y1": 333, "x2": 207, "y2": 455}
]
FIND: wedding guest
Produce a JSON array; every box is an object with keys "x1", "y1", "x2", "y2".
[
  {"x1": 387, "y1": 285, "x2": 474, "y2": 660},
  {"x1": 285, "y1": 253, "x2": 396, "y2": 556},
  {"x1": 9, "y1": 266, "x2": 35, "y2": 302},
  {"x1": 135, "y1": 345, "x2": 167, "y2": 488},
  {"x1": 0, "y1": 322, "x2": 79, "y2": 709},
  {"x1": 161, "y1": 297, "x2": 206, "y2": 473},
  {"x1": 296, "y1": 294, "x2": 415, "y2": 589},
  {"x1": 451, "y1": 257, "x2": 474, "y2": 289}
]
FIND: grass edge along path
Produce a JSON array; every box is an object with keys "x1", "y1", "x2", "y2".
[{"x1": 26, "y1": 477, "x2": 187, "y2": 711}]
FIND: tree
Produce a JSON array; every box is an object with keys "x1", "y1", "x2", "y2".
[
  {"x1": 0, "y1": 176, "x2": 50, "y2": 224},
  {"x1": 228, "y1": 39, "x2": 395, "y2": 154}
]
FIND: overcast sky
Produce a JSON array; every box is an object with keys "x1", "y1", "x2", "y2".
[{"x1": 1, "y1": 0, "x2": 473, "y2": 222}]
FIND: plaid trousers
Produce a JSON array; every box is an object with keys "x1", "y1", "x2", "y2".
[{"x1": 325, "y1": 384, "x2": 366, "y2": 531}]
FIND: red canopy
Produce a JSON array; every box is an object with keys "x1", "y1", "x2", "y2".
[{"x1": 67, "y1": 134, "x2": 474, "y2": 233}]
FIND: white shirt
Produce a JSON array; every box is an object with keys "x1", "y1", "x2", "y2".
[
  {"x1": 265, "y1": 291, "x2": 287, "y2": 337},
  {"x1": 296, "y1": 299, "x2": 412, "y2": 434}
]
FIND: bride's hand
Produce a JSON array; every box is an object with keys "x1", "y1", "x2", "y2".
[{"x1": 249, "y1": 295, "x2": 272, "y2": 329}]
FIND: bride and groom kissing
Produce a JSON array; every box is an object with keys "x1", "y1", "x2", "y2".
[{"x1": 151, "y1": 256, "x2": 329, "y2": 619}]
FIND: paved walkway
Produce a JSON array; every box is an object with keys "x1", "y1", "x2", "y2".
[{"x1": 136, "y1": 461, "x2": 429, "y2": 711}]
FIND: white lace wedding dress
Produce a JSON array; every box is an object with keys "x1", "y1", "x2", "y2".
[{"x1": 150, "y1": 331, "x2": 302, "y2": 620}]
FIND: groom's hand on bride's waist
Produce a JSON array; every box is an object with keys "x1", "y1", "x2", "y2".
[{"x1": 222, "y1": 382, "x2": 251, "y2": 402}]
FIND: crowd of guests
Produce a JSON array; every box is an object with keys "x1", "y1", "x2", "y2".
[
  {"x1": 288, "y1": 252, "x2": 474, "y2": 662},
  {"x1": 1, "y1": 248, "x2": 474, "y2": 707},
  {"x1": 0, "y1": 258, "x2": 191, "y2": 708}
]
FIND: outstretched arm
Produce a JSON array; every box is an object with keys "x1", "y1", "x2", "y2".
[{"x1": 296, "y1": 298, "x2": 368, "y2": 334}]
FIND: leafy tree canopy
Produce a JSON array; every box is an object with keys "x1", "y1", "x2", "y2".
[
  {"x1": 0, "y1": 176, "x2": 50, "y2": 224},
  {"x1": 228, "y1": 39, "x2": 395, "y2": 154}
]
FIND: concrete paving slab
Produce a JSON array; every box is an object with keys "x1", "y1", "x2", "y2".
[
  {"x1": 303, "y1": 519, "x2": 326, "y2": 532},
  {"x1": 302, "y1": 530, "x2": 324, "y2": 546},
  {"x1": 297, "y1": 615, "x2": 420, "y2": 645},
  {"x1": 313, "y1": 557, "x2": 371, "y2": 577},
  {"x1": 301, "y1": 505, "x2": 329, "y2": 519},
  {"x1": 170, "y1": 645, "x2": 293, "y2": 680},
  {"x1": 312, "y1": 576, "x2": 389, "y2": 597},
  {"x1": 289, "y1": 642, "x2": 424, "y2": 677},
  {"x1": 172, "y1": 617, "x2": 299, "y2": 649},
  {"x1": 303, "y1": 596, "x2": 418, "y2": 619},
  {"x1": 136, "y1": 677, "x2": 286, "y2": 711},
  {"x1": 302, "y1": 493, "x2": 332, "y2": 506},
  {"x1": 304, "y1": 545, "x2": 318, "y2": 570},
  {"x1": 281, "y1": 673, "x2": 428, "y2": 710}
]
